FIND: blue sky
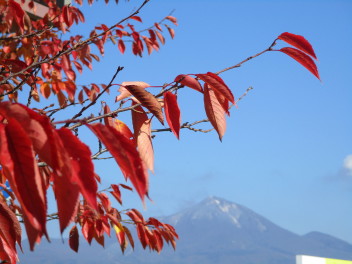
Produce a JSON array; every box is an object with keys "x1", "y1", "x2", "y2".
[{"x1": 42, "y1": 0, "x2": 352, "y2": 244}]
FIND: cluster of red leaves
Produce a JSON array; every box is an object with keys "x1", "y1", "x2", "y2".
[
  {"x1": 0, "y1": 101, "x2": 179, "y2": 263},
  {"x1": 277, "y1": 32, "x2": 320, "y2": 80},
  {"x1": 0, "y1": 0, "x2": 177, "y2": 106},
  {"x1": 68, "y1": 194, "x2": 177, "y2": 254},
  {"x1": 0, "y1": 0, "x2": 320, "y2": 262}
]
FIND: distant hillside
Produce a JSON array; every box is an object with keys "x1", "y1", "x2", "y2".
[{"x1": 19, "y1": 197, "x2": 352, "y2": 264}]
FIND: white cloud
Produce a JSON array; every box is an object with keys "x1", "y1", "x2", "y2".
[{"x1": 343, "y1": 154, "x2": 352, "y2": 176}]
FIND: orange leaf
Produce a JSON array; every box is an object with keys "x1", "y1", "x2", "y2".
[
  {"x1": 115, "y1": 81, "x2": 149, "y2": 102},
  {"x1": 125, "y1": 84, "x2": 164, "y2": 125},
  {"x1": 197, "y1": 72, "x2": 235, "y2": 104},
  {"x1": 40, "y1": 83, "x2": 51, "y2": 99},
  {"x1": 174, "y1": 74, "x2": 203, "y2": 93},
  {"x1": 131, "y1": 101, "x2": 148, "y2": 142},
  {"x1": 154, "y1": 22, "x2": 162, "y2": 31},
  {"x1": 278, "y1": 32, "x2": 317, "y2": 59},
  {"x1": 203, "y1": 84, "x2": 226, "y2": 141},
  {"x1": 166, "y1": 26, "x2": 175, "y2": 39},
  {"x1": 164, "y1": 92, "x2": 181, "y2": 139},
  {"x1": 155, "y1": 31, "x2": 165, "y2": 45},
  {"x1": 137, "y1": 119, "x2": 154, "y2": 173},
  {"x1": 165, "y1": 16, "x2": 178, "y2": 26},
  {"x1": 279, "y1": 47, "x2": 320, "y2": 80},
  {"x1": 69, "y1": 225, "x2": 79, "y2": 253}
]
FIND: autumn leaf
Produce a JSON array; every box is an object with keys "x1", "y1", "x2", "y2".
[
  {"x1": 165, "y1": 16, "x2": 178, "y2": 26},
  {"x1": 115, "y1": 81, "x2": 149, "y2": 102},
  {"x1": 0, "y1": 199, "x2": 22, "y2": 264},
  {"x1": 69, "y1": 226, "x2": 79, "y2": 253},
  {"x1": 137, "y1": 119, "x2": 154, "y2": 173},
  {"x1": 203, "y1": 84, "x2": 226, "y2": 141},
  {"x1": 130, "y1": 16, "x2": 142, "y2": 22},
  {"x1": 88, "y1": 123, "x2": 149, "y2": 201},
  {"x1": 113, "y1": 119, "x2": 134, "y2": 139},
  {"x1": 110, "y1": 184, "x2": 122, "y2": 204},
  {"x1": 137, "y1": 223, "x2": 148, "y2": 249},
  {"x1": 196, "y1": 72, "x2": 235, "y2": 104},
  {"x1": 40, "y1": 83, "x2": 51, "y2": 99},
  {"x1": 279, "y1": 47, "x2": 320, "y2": 80},
  {"x1": 125, "y1": 84, "x2": 164, "y2": 125},
  {"x1": 118, "y1": 39, "x2": 125, "y2": 54},
  {"x1": 164, "y1": 92, "x2": 181, "y2": 139},
  {"x1": 51, "y1": 132, "x2": 80, "y2": 233},
  {"x1": 166, "y1": 25, "x2": 175, "y2": 39},
  {"x1": 278, "y1": 32, "x2": 317, "y2": 59},
  {"x1": 174, "y1": 74, "x2": 203, "y2": 93},
  {"x1": 132, "y1": 101, "x2": 148, "y2": 141},
  {"x1": 56, "y1": 128, "x2": 98, "y2": 211},
  {"x1": 0, "y1": 120, "x2": 47, "y2": 248}
]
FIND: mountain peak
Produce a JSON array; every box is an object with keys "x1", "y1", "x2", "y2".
[{"x1": 165, "y1": 196, "x2": 273, "y2": 233}]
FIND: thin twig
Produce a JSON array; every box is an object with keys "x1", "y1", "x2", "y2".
[{"x1": 64, "y1": 66, "x2": 124, "y2": 127}]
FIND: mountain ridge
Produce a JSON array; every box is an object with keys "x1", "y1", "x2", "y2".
[{"x1": 19, "y1": 196, "x2": 352, "y2": 264}]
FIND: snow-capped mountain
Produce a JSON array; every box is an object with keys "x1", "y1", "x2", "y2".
[{"x1": 19, "y1": 196, "x2": 352, "y2": 264}]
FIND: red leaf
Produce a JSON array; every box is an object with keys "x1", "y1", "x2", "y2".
[
  {"x1": 50, "y1": 140, "x2": 80, "y2": 233},
  {"x1": 165, "y1": 16, "x2": 178, "y2": 26},
  {"x1": 278, "y1": 32, "x2": 317, "y2": 59},
  {"x1": 137, "y1": 119, "x2": 154, "y2": 173},
  {"x1": 155, "y1": 31, "x2": 165, "y2": 45},
  {"x1": 279, "y1": 47, "x2": 320, "y2": 80},
  {"x1": 203, "y1": 84, "x2": 226, "y2": 141},
  {"x1": 0, "y1": 199, "x2": 21, "y2": 263},
  {"x1": 62, "y1": 5, "x2": 73, "y2": 28},
  {"x1": 174, "y1": 74, "x2": 203, "y2": 93},
  {"x1": 82, "y1": 220, "x2": 94, "y2": 244},
  {"x1": 88, "y1": 123, "x2": 149, "y2": 201},
  {"x1": 166, "y1": 26, "x2": 175, "y2": 39},
  {"x1": 125, "y1": 84, "x2": 164, "y2": 125},
  {"x1": 154, "y1": 22, "x2": 162, "y2": 31},
  {"x1": 69, "y1": 226, "x2": 79, "y2": 252},
  {"x1": 130, "y1": 16, "x2": 142, "y2": 22},
  {"x1": 9, "y1": 0, "x2": 25, "y2": 31},
  {"x1": 113, "y1": 119, "x2": 133, "y2": 139},
  {"x1": 0, "y1": 120, "x2": 47, "y2": 235},
  {"x1": 110, "y1": 184, "x2": 122, "y2": 204},
  {"x1": 164, "y1": 92, "x2": 181, "y2": 139},
  {"x1": 136, "y1": 223, "x2": 148, "y2": 249},
  {"x1": 56, "y1": 128, "x2": 98, "y2": 210},
  {"x1": 97, "y1": 193, "x2": 111, "y2": 212},
  {"x1": 196, "y1": 72, "x2": 235, "y2": 104},
  {"x1": 124, "y1": 226, "x2": 134, "y2": 249},
  {"x1": 120, "y1": 184, "x2": 133, "y2": 191},
  {"x1": 126, "y1": 209, "x2": 144, "y2": 224},
  {"x1": 142, "y1": 36, "x2": 153, "y2": 55},
  {"x1": 118, "y1": 39, "x2": 125, "y2": 54}
]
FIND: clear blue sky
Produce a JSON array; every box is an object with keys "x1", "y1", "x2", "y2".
[{"x1": 45, "y1": 0, "x2": 352, "y2": 244}]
